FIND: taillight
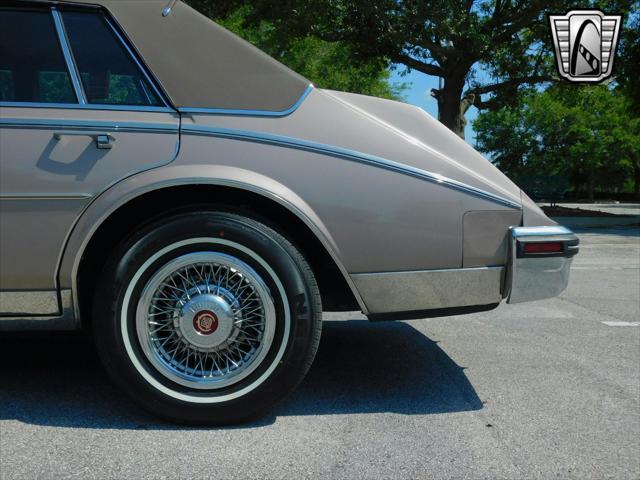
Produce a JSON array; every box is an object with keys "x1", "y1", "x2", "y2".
[{"x1": 523, "y1": 242, "x2": 563, "y2": 254}]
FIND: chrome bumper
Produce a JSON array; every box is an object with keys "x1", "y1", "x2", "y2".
[{"x1": 505, "y1": 226, "x2": 579, "y2": 303}]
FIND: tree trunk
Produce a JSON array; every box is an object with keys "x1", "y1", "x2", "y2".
[
  {"x1": 587, "y1": 169, "x2": 595, "y2": 202},
  {"x1": 436, "y1": 75, "x2": 466, "y2": 138},
  {"x1": 634, "y1": 163, "x2": 640, "y2": 201}
]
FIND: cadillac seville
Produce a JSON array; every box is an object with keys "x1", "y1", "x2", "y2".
[{"x1": 0, "y1": 0, "x2": 579, "y2": 423}]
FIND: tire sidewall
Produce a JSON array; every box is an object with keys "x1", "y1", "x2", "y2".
[{"x1": 93, "y1": 212, "x2": 318, "y2": 424}]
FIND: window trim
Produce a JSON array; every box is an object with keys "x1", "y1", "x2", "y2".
[
  {"x1": 51, "y1": 7, "x2": 86, "y2": 104},
  {"x1": 0, "y1": 3, "x2": 174, "y2": 112},
  {"x1": 0, "y1": 102, "x2": 175, "y2": 113},
  {"x1": 101, "y1": 13, "x2": 169, "y2": 108}
]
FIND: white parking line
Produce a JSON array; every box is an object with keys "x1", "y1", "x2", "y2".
[{"x1": 601, "y1": 321, "x2": 640, "y2": 327}]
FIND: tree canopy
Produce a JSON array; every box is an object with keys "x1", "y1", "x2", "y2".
[
  {"x1": 185, "y1": 0, "x2": 639, "y2": 198},
  {"x1": 474, "y1": 85, "x2": 640, "y2": 199},
  {"x1": 184, "y1": 2, "x2": 406, "y2": 100},
  {"x1": 188, "y1": 0, "x2": 636, "y2": 138}
]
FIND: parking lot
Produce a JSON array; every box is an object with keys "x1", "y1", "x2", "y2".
[{"x1": 1, "y1": 226, "x2": 638, "y2": 479}]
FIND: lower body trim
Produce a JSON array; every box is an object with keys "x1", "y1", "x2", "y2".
[
  {"x1": 351, "y1": 266, "x2": 504, "y2": 315},
  {"x1": 0, "y1": 290, "x2": 78, "y2": 330}
]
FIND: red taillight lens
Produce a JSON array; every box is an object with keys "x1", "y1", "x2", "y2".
[{"x1": 523, "y1": 242, "x2": 563, "y2": 254}]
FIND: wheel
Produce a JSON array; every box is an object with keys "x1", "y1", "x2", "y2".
[{"x1": 92, "y1": 210, "x2": 322, "y2": 424}]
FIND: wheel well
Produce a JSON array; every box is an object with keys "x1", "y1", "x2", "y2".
[{"x1": 77, "y1": 185, "x2": 360, "y2": 327}]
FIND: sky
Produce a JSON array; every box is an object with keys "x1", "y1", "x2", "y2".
[{"x1": 389, "y1": 67, "x2": 478, "y2": 145}]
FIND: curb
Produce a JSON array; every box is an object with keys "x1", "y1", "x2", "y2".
[{"x1": 550, "y1": 216, "x2": 640, "y2": 229}]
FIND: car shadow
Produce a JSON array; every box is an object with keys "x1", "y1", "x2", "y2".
[{"x1": 0, "y1": 320, "x2": 482, "y2": 430}]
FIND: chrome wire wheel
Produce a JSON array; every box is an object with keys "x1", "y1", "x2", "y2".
[{"x1": 135, "y1": 251, "x2": 276, "y2": 390}]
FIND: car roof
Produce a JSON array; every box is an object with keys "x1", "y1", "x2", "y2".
[{"x1": 33, "y1": 0, "x2": 310, "y2": 112}]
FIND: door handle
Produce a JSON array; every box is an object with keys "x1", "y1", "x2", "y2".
[{"x1": 54, "y1": 131, "x2": 115, "y2": 150}]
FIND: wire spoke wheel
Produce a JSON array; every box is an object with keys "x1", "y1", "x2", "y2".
[{"x1": 136, "y1": 251, "x2": 276, "y2": 390}]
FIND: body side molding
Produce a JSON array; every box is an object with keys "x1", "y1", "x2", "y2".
[
  {"x1": 0, "y1": 290, "x2": 76, "y2": 329},
  {"x1": 0, "y1": 117, "x2": 178, "y2": 134},
  {"x1": 181, "y1": 124, "x2": 522, "y2": 210},
  {"x1": 352, "y1": 266, "x2": 504, "y2": 314}
]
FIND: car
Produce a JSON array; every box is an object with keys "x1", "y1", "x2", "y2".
[{"x1": 0, "y1": 0, "x2": 579, "y2": 424}]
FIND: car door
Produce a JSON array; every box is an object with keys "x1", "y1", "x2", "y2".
[{"x1": 0, "y1": 4, "x2": 179, "y2": 316}]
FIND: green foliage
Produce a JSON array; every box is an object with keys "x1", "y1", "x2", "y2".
[
  {"x1": 616, "y1": 11, "x2": 640, "y2": 114},
  {"x1": 474, "y1": 85, "x2": 640, "y2": 196},
  {"x1": 186, "y1": 3, "x2": 406, "y2": 100},
  {"x1": 189, "y1": 0, "x2": 637, "y2": 135}
]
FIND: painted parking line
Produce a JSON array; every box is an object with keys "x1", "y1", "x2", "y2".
[{"x1": 601, "y1": 321, "x2": 640, "y2": 327}]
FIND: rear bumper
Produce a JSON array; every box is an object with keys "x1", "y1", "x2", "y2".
[{"x1": 505, "y1": 226, "x2": 579, "y2": 303}]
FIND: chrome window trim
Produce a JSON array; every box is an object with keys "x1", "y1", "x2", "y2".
[
  {"x1": 51, "y1": 7, "x2": 87, "y2": 104},
  {"x1": 0, "y1": 117, "x2": 179, "y2": 134},
  {"x1": 3, "y1": 5, "x2": 173, "y2": 111},
  {"x1": 102, "y1": 13, "x2": 170, "y2": 108},
  {"x1": 182, "y1": 124, "x2": 522, "y2": 210},
  {"x1": 178, "y1": 84, "x2": 314, "y2": 117},
  {"x1": 0, "y1": 102, "x2": 175, "y2": 112}
]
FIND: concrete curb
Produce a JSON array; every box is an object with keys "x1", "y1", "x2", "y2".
[{"x1": 550, "y1": 216, "x2": 640, "y2": 229}]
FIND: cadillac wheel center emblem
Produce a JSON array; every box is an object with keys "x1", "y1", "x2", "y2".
[
  {"x1": 549, "y1": 10, "x2": 622, "y2": 83},
  {"x1": 193, "y1": 310, "x2": 218, "y2": 335}
]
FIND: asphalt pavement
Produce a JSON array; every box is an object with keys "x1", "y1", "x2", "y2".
[{"x1": 1, "y1": 226, "x2": 639, "y2": 479}]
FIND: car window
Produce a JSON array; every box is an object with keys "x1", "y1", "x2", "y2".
[
  {"x1": 0, "y1": 9, "x2": 76, "y2": 103},
  {"x1": 61, "y1": 10, "x2": 162, "y2": 106}
]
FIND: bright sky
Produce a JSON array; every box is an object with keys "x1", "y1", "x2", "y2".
[{"x1": 389, "y1": 67, "x2": 478, "y2": 145}]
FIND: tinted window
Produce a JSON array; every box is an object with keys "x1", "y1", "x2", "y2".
[
  {"x1": 62, "y1": 11, "x2": 162, "y2": 106},
  {"x1": 0, "y1": 9, "x2": 76, "y2": 103}
]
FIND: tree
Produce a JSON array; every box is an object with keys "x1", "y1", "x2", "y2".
[
  {"x1": 189, "y1": 0, "x2": 635, "y2": 138},
  {"x1": 474, "y1": 85, "x2": 640, "y2": 200},
  {"x1": 617, "y1": 11, "x2": 640, "y2": 114},
  {"x1": 184, "y1": 2, "x2": 406, "y2": 100}
]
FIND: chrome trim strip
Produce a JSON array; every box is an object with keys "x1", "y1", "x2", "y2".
[
  {"x1": 0, "y1": 290, "x2": 77, "y2": 330},
  {"x1": 0, "y1": 102, "x2": 175, "y2": 112},
  {"x1": 0, "y1": 118, "x2": 178, "y2": 134},
  {"x1": 51, "y1": 8, "x2": 87, "y2": 104},
  {"x1": 103, "y1": 15, "x2": 169, "y2": 108},
  {"x1": 162, "y1": 0, "x2": 178, "y2": 17},
  {"x1": 0, "y1": 193, "x2": 93, "y2": 200},
  {"x1": 0, "y1": 290, "x2": 59, "y2": 316},
  {"x1": 182, "y1": 124, "x2": 521, "y2": 209},
  {"x1": 178, "y1": 84, "x2": 315, "y2": 117},
  {"x1": 352, "y1": 266, "x2": 505, "y2": 314},
  {"x1": 511, "y1": 225, "x2": 574, "y2": 237}
]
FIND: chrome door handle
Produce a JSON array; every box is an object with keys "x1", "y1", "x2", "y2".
[
  {"x1": 95, "y1": 134, "x2": 113, "y2": 149},
  {"x1": 54, "y1": 131, "x2": 115, "y2": 150}
]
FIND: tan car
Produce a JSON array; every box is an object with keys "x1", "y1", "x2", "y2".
[{"x1": 0, "y1": 0, "x2": 579, "y2": 423}]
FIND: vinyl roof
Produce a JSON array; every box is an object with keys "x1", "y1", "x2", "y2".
[{"x1": 59, "y1": 0, "x2": 311, "y2": 112}]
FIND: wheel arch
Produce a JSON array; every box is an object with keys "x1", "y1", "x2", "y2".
[{"x1": 58, "y1": 165, "x2": 365, "y2": 326}]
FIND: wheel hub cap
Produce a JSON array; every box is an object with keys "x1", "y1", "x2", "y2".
[
  {"x1": 192, "y1": 310, "x2": 218, "y2": 335},
  {"x1": 135, "y1": 251, "x2": 276, "y2": 390},
  {"x1": 179, "y1": 295, "x2": 232, "y2": 349}
]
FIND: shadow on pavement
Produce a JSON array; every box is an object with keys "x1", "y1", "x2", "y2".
[{"x1": 0, "y1": 320, "x2": 482, "y2": 429}]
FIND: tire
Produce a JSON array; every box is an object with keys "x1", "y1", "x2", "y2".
[{"x1": 92, "y1": 210, "x2": 322, "y2": 425}]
